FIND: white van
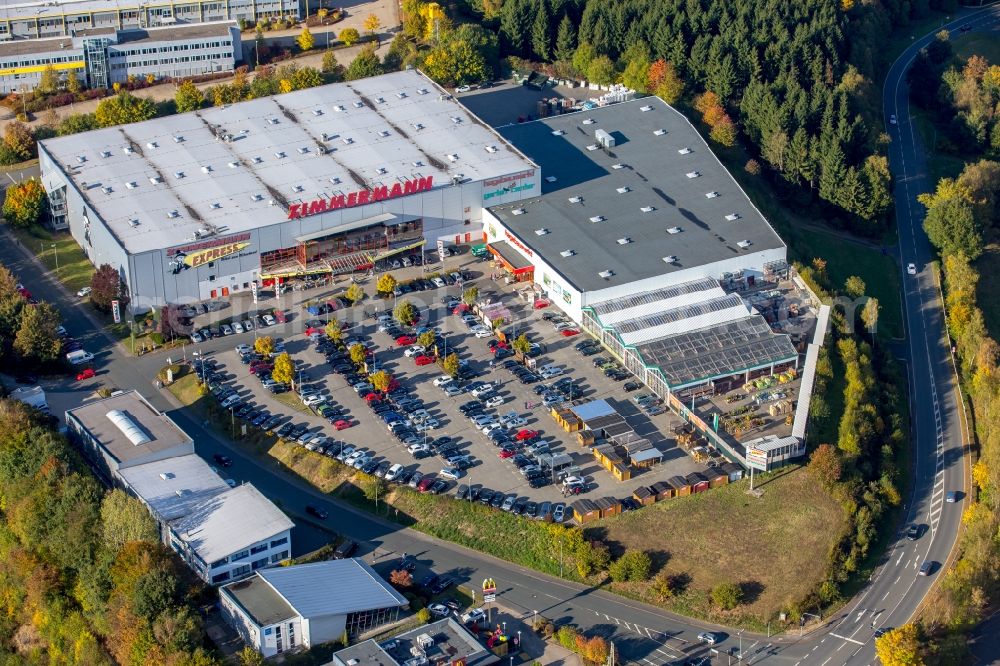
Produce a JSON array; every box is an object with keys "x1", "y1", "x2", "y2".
[{"x1": 66, "y1": 350, "x2": 94, "y2": 365}]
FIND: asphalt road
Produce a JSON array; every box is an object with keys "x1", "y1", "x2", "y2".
[{"x1": 5, "y1": 11, "x2": 998, "y2": 662}]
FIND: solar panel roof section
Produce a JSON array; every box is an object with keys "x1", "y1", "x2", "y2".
[
  {"x1": 637, "y1": 315, "x2": 798, "y2": 388},
  {"x1": 615, "y1": 293, "x2": 751, "y2": 346},
  {"x1": 589, "y1": 277, "x2": 721, "y2": 318},
  {"x1": 491, "y1": 97, "x2": 785, "y2": 293},
  {"x1": 594, "y1": 283, "x2": 729, "y2": 328},
  {"x1": 40, "y1": 70, "x2": 536, "y2": 254}
]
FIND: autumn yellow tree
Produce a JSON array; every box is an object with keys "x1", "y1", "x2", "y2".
[
  {"x1": 364, "y1": 13, "x2": 382, "y2": 36},
  {"x1": 271, "y1": 352, "x2": 295, "y2": 385},
  {"x1": 296, "y1": 26, "x2": 315, "y2": 51},
  {"x1": 3, "y1": 121, "x2": 35, "y2": 161},
  {"x1": 254, "y1": 335, "x2": 275, "y2": 356},
  {"x1": 370, "y1": 369, "x2": 393, "y2": 392},
  {"x1": 874, "y1": 624, "x2": 924, "y2": 666},
  {"x1": 2, "y1": 177, "x2": 46, "y2": 227}
]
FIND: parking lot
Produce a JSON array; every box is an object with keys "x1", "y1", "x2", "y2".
[{"x1": 187, "y1": 249, "x2": 720, "y2": 523}]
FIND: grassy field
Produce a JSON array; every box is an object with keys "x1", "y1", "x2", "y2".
[
  {"x1": 795, "y1": 228, "x2": 904, "y2": 339},
  {"x1": 595, "y1": 466, "x2": 846, "y2": 626},
  {"x1": 11, "y1": 225, "x2": 93, "y2": 293},
  {"x1": 953, "y1": 30, "x2": 1000, "y2": 65},
  {"x1": 975, "y1": 244, "x2": 1000, "y2": 340}
]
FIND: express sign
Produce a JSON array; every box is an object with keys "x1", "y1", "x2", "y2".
[
  {"x1": 184, "y1": 241, "x2": 250, "y2": 267},
  {"x1": 287, "y1": 176, "x2": 434, "y2": 220}
]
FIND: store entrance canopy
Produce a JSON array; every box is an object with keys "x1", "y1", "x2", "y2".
[{"x1": 295, "y1": 213, "x2": 397, "y2": 243}]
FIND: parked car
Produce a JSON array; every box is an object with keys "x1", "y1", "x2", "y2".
[
  {"x1": 305, "y1": 504, "x2": 328, "y2": 519},
  {"x1": 334, "y1": 539, "x2": 358, "y2": 559}
]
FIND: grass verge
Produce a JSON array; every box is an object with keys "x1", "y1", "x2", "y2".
[
  {"x1": 952, "y1": 29, "x2": 1000, "y2": 65},
  {"x1": 974, "y1": 244, "x2": 1000, "y2": 340},
  {"x1": 10, "y1": 225, "x2": 93, "y2": 293}
]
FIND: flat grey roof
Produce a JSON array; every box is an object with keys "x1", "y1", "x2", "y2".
[
  {"x1": 488, "y1": 239, "x2": 532, "y2": 269},
  {"x1": 490, "y1": 97, "x2": 785, "y2": 292},
  {"x1": 223, "y1": 574, "x2": 298, "y2": 627},
  {"x1": 169, "y1": 484, "x2": 294, "y2": 564},
  {"x1": 66, "y1": 390, "x2": 193, "y2": 465},
  {"x1": 257, "y1": 559, "x2": 407, "y2": 618},
  {"x1": 330, "y1": 618, "x2": 497, "y2": 666},
  {"x1": 0, "y1": 0, "x2": 196, "y2": 20},
  {"x1": 0, "y1": 35, "x2": 74, "y2": 57},
  {"x1": 113, "y1": 22, "x2": 236, "y2": 44},
  {"x1": 40, "y1": 70, "x2": 535, "y2": 255},
  {"x1": 117, "y1": 453, "x2": 230, "y2": 521}
]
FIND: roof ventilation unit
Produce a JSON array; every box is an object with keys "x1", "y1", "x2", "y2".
[
  {"x1": 545, "y1": 176, "x2": 557, "y2": 183},
  {"x1": 353, "y1": 101, "x2": 364, "y2": 108},
  {"x1": 560, "y1": 249, "x2": 575, "y2": 257},
  {"x1": 334, "y1": 105, "x2": 346, "y2": 112},
  {"x1": 589, "y1": 215, "x2": 605, "y2": 223},
  {"x1": 412, "y1": 161, "x2": 424, "y2": 167},
  {"x1": 598, "y1": 270, "x2": 615, "y2": 279},
  {"x1": 396, "y1": 91, "x2": 407, "y2": 99},
  {"x1": 485, "y1": 145, "x2": 498, "y2": 154},
  {"x1": 210, "y1": 202, "x2": 222, "y2": 209},
  {"x1": 330, "y1": 176, "x2": 341, "y2": 184},
  {"x1": 312, "y1": 108, "x2": 323, "y2": 116},
  {"x1": 551, "y1": 129, "x2": 565, "y2": 136},
  {"x1": 617, "y1": 237, "x2": 632, "y2": 245},
  {"x1": 298, "y1": 147, "x2": 309, "y2": 154},
  {"x1": 678, "y1": 147, "x2": 692, "y2": 155},
  {"x1": 268, "y1": 117, "x2": 279, "y2": 125},
  {"x1": 125, "y1": 181, "x2": 137, "y2": 189},
  {"x1": 379, "y1": 130, "x2": 391, "y2": 137},
  {"x1": 417, "y1": 88, "x2": 429, "y2": 95},
  {"x1": 534, "y1": 228, "x2": 549, "y2": 235},
  {"x1": 342, "y1": 137, "x2": 354, "y2": 145},
  {"x1": 128, "y1": 218, "x2": 140, "y2": 227},
  {"x1": 451, "y1": 116, "x2": 462, "y2": 124},
  {"x1": 568, "y1": 196, "x2": 583, "y2": 203},
  {"x1": 100, "y1": 150, "x2": 112, "y2": 158},
  {"x1": 106, "y1": 410, "x2": 151, "y2": 446},
  {"x1": 252, "y1": 156, "x2": 263, "y2": 164},
  {"x1": 611, "y1": 164, "x2": 625, "y2": 170},
  {"x1": 725, "y1": 213, "x2": 741, "y2": 221},
  {"x1": 146, "y1": 141, "x2": 158, "y2": 149},
  {"x1": 686, "y1": 171, "x2": 701, "y2": 178},
  {"x1": 706, "y1": 191, "x2": 720, "y2": 198},
  {"x1": 640, "y1": 105, "x2": 653, "y2": 112},
  {"x1": 616, "y1": 186, "x2": 630, "y2": 194},
  {"x1": 447, "y1": 153, "x2": 459, "y2": 162},
  {"x1": 251, "y1": 193, "x2": 264, "y2": 202},
  {"x1": 640, "y1": 205, "x2": 655, "y2": 213},
  {"x1": 101, "y1": 186, "x2": 113, "y2": 194},
  {"x1": 76, "y1": 155, "x2": 87, "y2": 163},
  {"x1": 586, "y1": 144, "x2": 599, "y2": 151},
  {"x1": 174, "y1": 171, "x2": 185, "y2": 179},
  {"x1": 149, "y1": 176, "x2": 162, "y2": 184},
  {"x1": 292, "y1": 184, "x2": 304, "y2": 193},
  {"x1": 123, "y1": 145, "x2": 133, "y2": 154},
  {"x1": 737, "y1": 239, "x2": 752, "y2": 249},
  {"x1": 663, "y1": 255, "x2": 678, "y2": 264},
  {"x1": 595, "y1": 128, "x2": 615, "y2": 149},
  {"x1": 582, "y1": 118, "x2": 595, "y2": 125},
  {"x1": 511, "y1": 208, "x2": 526, "y2": 216},
  {"x1": 377, "y1": 167, "x2": 388, "y2": 175},
  {"x1": 667, "y1": 226, "x2": 681, "y2": 234},
  {"x1": 201, "y1": 165, "x2": 213, "y2": 173},
  {"x1": 228, "y1": 161, "x2": 240, "y2": 169},
  {"x1": 172, "y1": 135, "x2": 184, "y2": 143},
  {"x1": 653, "y1": 129, "x2": 667, "y2": 136},
  {"x1": 412, "y1": 123, "x2": 424, "y2": 131},
  {"x1": 167, "y1": 210, "x2": 180, "y2": 219}
]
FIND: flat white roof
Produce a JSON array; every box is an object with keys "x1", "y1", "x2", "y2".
[
  {"x1": 40, "y1": 70, "x2": 535, "y2": 254},
  {"x1": 117, "y1": 453, "x2": 230, "y2": 521},
  {"x1": 170, "y1": 483, "x2": 294, "y2": 564}
]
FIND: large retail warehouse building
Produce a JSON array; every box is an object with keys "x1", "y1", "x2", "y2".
[{"x1": 39, "y1": 70, "x2": 540, "y2": 309}]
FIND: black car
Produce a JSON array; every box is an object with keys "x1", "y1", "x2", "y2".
[
  {"x1": 490, "y1": 492, "x2": 505, "y2": 508},
  {"x1": 623, "y1": 381, "x2": 642, "y2": 392},
  {"x1": 479, "y1": 488, "x2": 494, "y2": 504},
  {"x1": 532, "y1": 384, "x2": 550, "y2": 396},
  {"x1": 420, "y1": 573, "x2": 439, "y2": 590},
  {"x1": 523, "y1": 501, "x2": 538, "y2": 518},
  {"x1": 306, "y1": 504, "x2": 328, "y2": 519},
  {"x1": 276, "y1": 423, "x2": 294, "y2": 438},
  {"x1": 528, "y1": 476, "x2": 549, "y2": 488},
  {"x1": 430, "y1": 576, "x2": 454, "y2": 595},
  {"x1": 906, "y1": 524, "x2": 922, "y2": 541},
  {"x1": 512, "y1": 498, "x2": 528, "y2": 515},
  {"x1": 289, "y1": 424, "x2": 308, "y2": 440},
  {"x1": 362, "y1": 459, "x2": 380, "y2": 475},
  {"x1": 334, "y1": 539, "x2": 358, "y2": 559},
  {"x1": 213, "y1": 453, "x2": 233, "y2": 467}
]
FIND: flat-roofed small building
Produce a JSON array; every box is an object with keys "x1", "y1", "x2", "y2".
[
  {"x1": 221, "y1": 559, "x2": 408, "y2": 657},
  {"x1": 328, "y1": 617, "x2": 498, "y2": 666}
]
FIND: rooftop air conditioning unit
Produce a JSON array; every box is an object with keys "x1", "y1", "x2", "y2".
[
  {"x1": 686, "y1": 171, "x2": 701, "y2": 178},
  {"x1": 560, "y1": 249, "x2": 575, "y2": 257},
  {"x1": 589, "y1": 215, "x2": 605, "y2": 223},
  {"x1": 595, "y1": 128, "x2": 614, "y2": 149},
  {"x1": 568, "y1": 196, "x2": 583, "y2": 203},
  {"x1": 678, "y1": 147, "x2": 692, "y2": 155},
  {"x1": 706, "y1": 191, "x2": 719, "y2": 198},
  {"x1": 598, "y1": 270, "x2": 615, "y2": 279},
  {"x1": 653, "y1": 129, "x2": 667, "y2": 136},
  {"x1": 640, "y1": 205, "x2": 655, "y2": 213},
  {"x1": 663, "y1": 255, "x2": 677, "y2": 263},
  {"x1": 737, "y1": 240, "x2": 752, "y2": 248},
  {"x1": 616, "y1": 237, "x2": 631, "y2": 245}
]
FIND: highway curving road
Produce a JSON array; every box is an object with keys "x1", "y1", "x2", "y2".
[{"x1": 4, "y1": 11, "x2": 997, "y2": 663}]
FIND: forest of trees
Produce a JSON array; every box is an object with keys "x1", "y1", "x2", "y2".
[{"x1": 0, "y1": 397, "x2": 219, "y2": 664}]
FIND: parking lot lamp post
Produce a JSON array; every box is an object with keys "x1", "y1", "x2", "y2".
[
  {"x1": 738, "y1": 629, "x2": 744, "y2": 664},
  {"x1": 229, "y1": 406, "x2": 235, "y2": 438}
]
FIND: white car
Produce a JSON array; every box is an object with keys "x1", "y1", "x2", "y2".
[
  {"x1": 455, "y1": 85, "x2": 471, "y2": 93},
  {"x1": 236, "y1": 344, "x2": 252, "y2": 355},
  {"x1": 385, "y1": 463, "x2": 404, "y2": 481},
  {"x1": 907, "y1": 263, "x2": 917, "y2": 275},
  {"x1": 336, "y1": 445, "x2": 356, "y2": 462},
  {"x1": 889, "y1": 114, "x2": 897, "y2": 125},
  {"x1": 190, "y1": 332, "x2": 203, "y2": 343},
  {"x1": 404, "y1": 346, "x2": 426, "y2": 358},
  {"x1": 407, "y1": 442, "x2": 430, "y2": 455},
  {"x1": 439, "y1": 467, "x2": 463, "y2": 480},
  {"x1": 414, "y1": 419, "x2": 439, "y2": 432},
  {"x1": 352, "y1": 455, "x2": 372, "y2": 469},
  {"x1": 461, "y1": 608, "x2": 486, "y2": 624},
  {"x1": 409, "y1": 409, "x2": 431, "y2": 422},
  {"x1": 484, "y1": 395, "x2": 505, "y2": 408},
  {"x1": 262, "y1": 314, "x2": 276, "y2": 326},
  {"x1": 76, "y1": 286, "x2": 92, "y2": 298},
  {"x1": 444, "y1": 384, "x2": 463, "y2": 397},
  {"x1": 562, "y1": 475, "x2": 585, "y2": 487},
  {"x1": 471, "y1": 385, "x2": 494, "y2": 398},
  {"x1": 344, "y1": 450, "x2": 365, "y2": 465},
  {"x1": 502, "y1": 415, "x2": 527, "y2": 428},
  {"x1": 302, "y1": 394, "x2": 327, "y2": 407},
  {"x1": 428, "y1": 603, "x2": 450, "y2": 617},
  {"x1": 540, "y1": 367, "x2": 563, "y2": 379},
  {"x1": 232, "y1": 321, "x2": 244, "y2": 333},
  {"x1": 431, "y1": 277, "x2": 446, "y2": 288},
  {"x1": 481, "y1": 423, "x2": 504, "y2": 435},
  {"x1": 433, "y1": 375, "x2": 454, "y2": 387}
]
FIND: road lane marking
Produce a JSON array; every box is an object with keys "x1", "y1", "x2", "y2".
[{"x1": 831, "y1": 633, "x2": 865, "y2": 646}]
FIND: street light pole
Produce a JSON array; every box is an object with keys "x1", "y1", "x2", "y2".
[{"x1": 50, "y1": 243, "x2": 59, "y2": 272}]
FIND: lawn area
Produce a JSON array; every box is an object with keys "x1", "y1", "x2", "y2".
[
  {"x1": 594, "y1": 466, "x2": 846, "y2": 628},
  {"x1": 10, "y1": 225, "x2": 93, "y2": 293},
  {"x1": 975, "y1": 244, "x2": 1000, "y2": 341},
  {"x1": 953, "y1": 30, "x2": 1000, "y2": 65},
  {"x1": 794, "y1": 228, "x2": 905, "y2": 339}
]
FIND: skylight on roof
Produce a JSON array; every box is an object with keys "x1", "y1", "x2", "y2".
[
  {"x1": 100, "y1": 150, "x2": 111, "y2": 158},
  {"x1": 412, "y1": 122, "x2": 424, "y2": 130},
  {"x1": 582, "y1": 118, "x2": 595, "y2": 125},
  {"x1": 653, "y1": 129, "x2": 667, "y2": 136},
  {"x1": 275, "y1": 151, "x2": 286, "y2": 158},
  {"x1": 298, "y1": 147, "x2": 309, "y2": 154},
  {"x1": 551, "y1": 129, "x2": 565, "y2": 136},
  {"x1": 76, "y1": 155, "x2": 86, "y2": 163},
  {"x1": 417, "y1": 88, "x2": 429, "y2": 95},
  {"x1": 125, "y1": 181, "x2": 137, "y2": 189},
  {"x1": 447, "y1": 153, "x2": 459, "y2": 162},
  {"x1": 353, "y1": 101, "x2": 364, "y2": 108},
  {"x1": 412, "y1": 161, "x2": 424, "y2": 167},
  {"x1": 678, "y1": 147, "x2": 692, "y2": 155},
  {"x1": 251, "y1": 193, "x2": 264, "y2": 202},
  {"x1": 292, "y1": 184, "x2": 304, "y2": 193},
  {"x1": 167, "y1": 210, "x2": 180, "y2": 219},
  {"x1": 560, "y1": 249, "x2": 575, "y2": 257},
  {"x1": 612, "y1": 164, "x2": 624, "y2": 170},
  {"x1": 725, "y1": 213, "x2": 741, "y2": 221},
  {"x1": 737, "y1": 240, "x2": 752, "y2": 248},
  {"x1": 663, "y1": 255, "x2": 678, "y2": 263},
  {"x1": 228, "y1": 161, "x2": 240, "y2": 169},
  {"x1": 640, "y1": 205, "x2": 655, "y2": 213},
  {"x1": 174, "y1": 171, "x2": 185, "y2": 179},
  {"x1": 485, "y1": 145, "x2": 498, "y2": 153},
  {"x1": 568, "y1": 196, "x2": 583, "y2": 203},
  {"x1": 706, "y1": 191, "x2": 719, "y2": 198},
  {"x1": 379, "y1": 130, "x2": 390, "y2": 137},
  {"x1": 146, "y1": 141, "x2": 157, "y2": 149},
  {"x1": 599, "y1": 270, "x2": 615, "y2": 279},
  {"x1": 376, "y1": 96, "x2": 386, "y2": 104},
  {"x1": 377, "y1": 167, "x2": 388, "y2": 175},
  {"x1": 200, "y1": 165, "x2": 212, "y2": 174},
  {"x1": 312, "y1": 109, "x2": 323, "y2": 116},
  {"x1": 640, "y1": 105, "x2": 653, "y2": 112},
  {"x1": 451, "y1": 116, "x2": 462, "y2": 124},
  {"x1": 101, "y1": 186, "x2": 112, "y2": 194},
  {"x1": 617, "y1": 237, "x2": 632, "y2": 245},
  {"x1": 511, "y1": 208, "x2": 526, "y2": 216},
  {"x1": 210, "y1": 202, "x2": 222, "y2": 209},
  {"x1": 268, "y1": 117, "x2": 279, "y2": 125},
  {"x1": 343, "y1": 137, "x2": 354, "y2": 145},
  {"x1": 586, "y1": 144, "x2": 599, "y2": 151},
  {"x1": 686, "y1": 171, "x2": 701, "y2": 178},
  {"x1": 616, "y1": 186, "x2": 630, "y2": 194},
  {"x1": 330, "y1": 176, "x2": 341, "y2": 184},
  {"x1": 397, "y1": 91, "x2": 407, "y2": 99},
  {"x1": 589, "y1": 215, "x2": 605, "y2": 223},
  {"x1": 667, "y1": 226, "x2": 681, "y2": 234},
  {"x1": 123, "y1": 146, "x2": 133, "y2": 154},
  {"x1": 149, "y1": 176, "x2": 162, "y2": 184},
  {"x1": 535, "y1": 228, "x2": 549, "y2": 235},
  {"x1": 545, "y1": 176, "x2": 557, "y2": 183},
  {"x1": 172, "y1": 135, "x2": 184, "y2": 143},
  {"x1": 252, "y1": 156, "x2": 263, "y2": 164}
]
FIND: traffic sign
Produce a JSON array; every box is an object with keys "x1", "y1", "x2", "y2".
[
  {"x1": 111, "y1": 299, "x2": 121, "y2": 324},
  {"x1": 483, "y1": 593, "x2": 496, "y2": 603}
]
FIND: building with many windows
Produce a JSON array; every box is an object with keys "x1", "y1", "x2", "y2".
[
  {"x1": 221, "y1": 559, "x2": 409, "y2": 657},
  {"x1": 64, "y1": 390, "x2": 293, "y2": 585},
  {"x1": 0, "y1": 21, "x2": 240, "y2": 93},
  {"x1": 0, "y1": 0, "x2": 296, "y2": 41}
]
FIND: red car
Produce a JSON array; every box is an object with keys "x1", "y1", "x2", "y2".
[
  {"x1": 533, "y1": 299, "x2": 550, "y2": 309},
  {"x1": 498, "y1": 449, "x2": 515, "y2": 459},
  {"x1": 515, "y1": 429, "x2": 539, "y2": 441},
  {"x1": 452, "y1": 303, "x2": 470, "y2": 315},
  {"x1": 76, "y1": 368, "x2": 95, "y2": 381},
  {"x1": 250, "y1": 364, "x2": 273, "y2": 375},
  {"x1": 487, "y1": 340, "x2": 508, "y2": 351},
  {"x1": 417, "y1": 476, "x2": 436, "y2": 492},
  {"x1": 333, "y1": 419, "x2": 353, "y2": 431},
  {"x1": 414, "y1": 355, "x2": 435, "y2": 366},
  {"x1": 274, "y1": 310, "x2": 288, "y2": 324},
  {"x1": 396, "y1": 335, "x2": 417, "y2": 346},
  {"x1": 560, "y1": 328, "x2": 580, "y2": 337},
  {"x1": 365, "y1": 392, "x2": 382, "y2": 402}
]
